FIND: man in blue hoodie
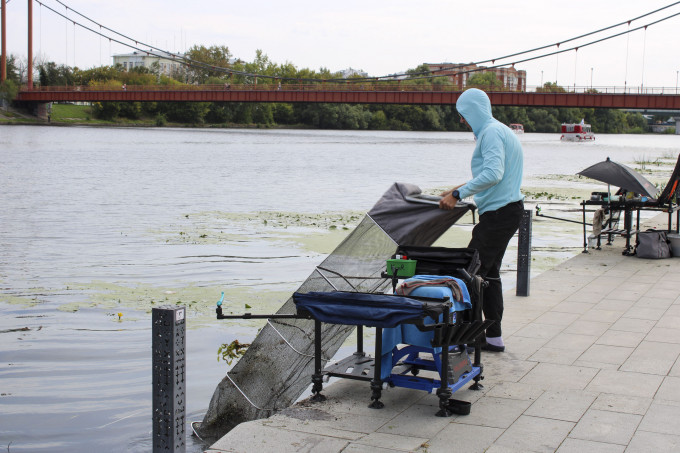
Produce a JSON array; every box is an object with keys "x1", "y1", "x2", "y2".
[{"x1": 439, "y1": 88, "x2": 524, "y2": 352}]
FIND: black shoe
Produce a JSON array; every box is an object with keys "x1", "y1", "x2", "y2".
[{"x1": 481, "y1": 342, "x2": 505, "y2": 352}]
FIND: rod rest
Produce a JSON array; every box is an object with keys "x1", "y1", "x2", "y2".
[{"x1": 216, "y1": 305, "x2": 302, "y2": 320}]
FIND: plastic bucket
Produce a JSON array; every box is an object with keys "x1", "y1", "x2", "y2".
[
  {"x1": 667, "y1": 233, "x2": 680, "y2": 257},
  {"x1": 386, "y1": 259, "x2": 417, "y2": 277}
]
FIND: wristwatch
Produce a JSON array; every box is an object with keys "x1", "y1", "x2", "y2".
[{"x1": 451, "y1": 190, "x2": 461, "y2": 200}]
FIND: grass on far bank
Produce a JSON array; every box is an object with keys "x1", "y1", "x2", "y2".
[
  {"x1": 50, "y1": 104, "x2": 145, "y2": 125},
  {"x1": 1, "y1": 103, "x2": 271, "y2": 128},
  {"x1": 0, "y1": 104, "x2": 155, "y2": 126},
  {"x1": 50, "y1": 103, "x2": 92, "y2": 121}
]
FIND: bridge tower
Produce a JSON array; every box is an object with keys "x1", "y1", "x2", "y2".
[
  {"x1": 27, "y1": 0, "x2": 32, "y2": 88},
  {"x1": 1, "y1": 0, "x2": 32, "y2": 87},
  {"x1": 1, "y1": 0, "x2": 6, "y2": 82}
]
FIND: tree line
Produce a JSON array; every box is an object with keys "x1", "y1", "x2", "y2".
[{"x1": 0, "y1": 47, "x2": 652, "y2": 133}]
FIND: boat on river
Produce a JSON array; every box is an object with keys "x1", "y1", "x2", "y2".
[
  {"x1": 510, "y1": 123, "x2": 524, "y2": 134},
  {"x1": 560, "y1": 122, "x2": 595, "y2": 141}
]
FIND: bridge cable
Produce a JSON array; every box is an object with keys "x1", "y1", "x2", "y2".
[
  {"x1": 625, "y1": 22, "x2": 630, "y2": 88},
  {"x1": 35, "y1": 0, "x2": 680, "y2": 83},
  {"x1": 391, "y1": 10, "x2": 680, "y2": 86},
  {"x1": 34, "y1": 0, "x2": 266, "y2": 80},
  {"x1": 573, "y1": 48, "x2": 577, "y2": 90},
  {"x1": 45, "y1": 0, "x2": 276, "y2": 80},
  {"x1": 37, "y1": 0, "x2": 304, "y2": 83},
  {"x1": 318, "y1": 1, "x2": 680, "y2": 82},
  {"x1": 416, "y1": 1, "x2": 680, "y2": 79},
  {"x1": 39, "y1": 2, "x2": 41, "y2": 59},
  {"x1": 338, "y1": 3, "x2": 680, "y2": 82},
  {"x1": 641, "y1": 26, "x2": 648, "y2": 89},
  {"x1": 35, "y1": 0, "x2": 680, "y2": 85}
]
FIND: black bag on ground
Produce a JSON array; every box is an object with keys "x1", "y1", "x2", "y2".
[{"x1": 635, "y1": 230, "x2": 672, "y2": 259}]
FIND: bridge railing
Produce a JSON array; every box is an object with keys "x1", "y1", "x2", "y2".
[{"x1": 20, "y1": 83, "x2": 680, "y2": 95}]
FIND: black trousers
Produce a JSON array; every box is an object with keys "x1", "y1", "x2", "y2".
[{"x1": 468, "y1": 200, "x2": 524, "y2": 339}]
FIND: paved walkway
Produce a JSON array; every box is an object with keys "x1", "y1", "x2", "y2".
[{"x1": 208, "y1": 216, "x2": 680, "y2": 452}]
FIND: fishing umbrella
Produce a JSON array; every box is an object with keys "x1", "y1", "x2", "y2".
[{"x1": 577, "y1": 157, "x2": 658, "y2": 199}]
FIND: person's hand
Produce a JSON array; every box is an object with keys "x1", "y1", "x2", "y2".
[
  {"x1": 439, "y1": 184, "x2": 463, "y2": 210},
  {"x1": 439, "y1": 192, "x2": 458, "y2": 210}
]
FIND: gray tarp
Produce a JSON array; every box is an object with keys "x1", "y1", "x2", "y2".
[
  {"x1": 368, "y1": 182, "x2": 472, "y2": 245},
  {"x1": 195, "y1": 182, "x2": 473, "y2": 440}
]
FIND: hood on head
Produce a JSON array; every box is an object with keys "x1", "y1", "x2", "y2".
[{"x1": 456, "y1": 88, "x2": 493, "y2": 135}]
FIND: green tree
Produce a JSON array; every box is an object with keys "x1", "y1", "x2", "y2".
[
  {"x1": 624, "y1": 112, "x2": 648, "y2": 133},
  {"x1": 536, "y1": 82, "x2": 566, "y2": 93},
  {"x1": 230, "y1": 103, "x2": 253, "y2": 124},
  {"x1": 2, "y1": 54, "x2": 21, "y2": 83},
  {"x1": 0, "y1": 79, "x2": 19, "y2": 105},
  {"x1": 492, "y1": 106, "x2": 535, "y2": 132},
  {"x1": 404, "y1": 64, "x2": 432, "y2": 86},
  {"x1": 91, "y1": 101, "x2": 121, "y2": 120},
  {"x1": 184, "y1": 45, "x2": 233, "y2": 83},
  {"x1": 466, "y1": 72, "x2": 503, "y2": 90},
  {"x1": 205, "y1": 102, "x2": 233, "y2": 123},
  {"x1": 157, "y1": 102, "x2": 210, "y2": 124},
  {"x1": 272, "y1": 103, "x2": 295, "y2": 125},
  {"x1": 591, "y1": 109, "x2": 626, "y2": 133},
  {"x1": 528, "y1": 108, "x2": 561, "y2": 132},
  {"x1": 369, "y1": 110, "x2": 388, "y2": 130},
  {"x1": 252, "y1": 103, "x2": 274, "y2": 125},
  {"x1": 38, "y1": 62, "x2": 75, "y2": 86},
  {"x1": 118, "y1": 102, "x2": 143, "y2": 120}
]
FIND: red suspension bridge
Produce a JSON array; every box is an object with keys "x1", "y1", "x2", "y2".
[
  {"x1": 3, "y1": 0, "x2": 680, "y2": 110},
  {"x1": 12, "y1": 82, "x2": 680, "y2": 109}
]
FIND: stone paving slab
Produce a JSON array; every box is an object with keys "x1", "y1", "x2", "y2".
[{"x1": 207, "y1": 215, "x2": 680, "y2": 453}]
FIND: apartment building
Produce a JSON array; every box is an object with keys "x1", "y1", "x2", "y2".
[{"x1": 425, "y1": 62, "x2": 526, "y2": 91}]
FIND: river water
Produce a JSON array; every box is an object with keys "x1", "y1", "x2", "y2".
[{"x1": 1, "y1": 125, "x2": 678, "y2": 452}]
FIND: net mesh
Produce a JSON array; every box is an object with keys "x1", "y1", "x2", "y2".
[{"x1": 198, "y1": 183, "x2": 472, "y2": 439}]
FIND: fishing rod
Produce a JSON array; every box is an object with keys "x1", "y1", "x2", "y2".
[{"x1": 535, "y1": 205, "x2": 592, "y2": 226}]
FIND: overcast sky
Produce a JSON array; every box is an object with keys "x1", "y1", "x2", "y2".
[{"x1": 3, "y1": 0, "x2": 680, "y2": 89}]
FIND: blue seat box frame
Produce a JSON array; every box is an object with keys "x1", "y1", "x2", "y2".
[{"x1": 293, "y1": 287, "x2": 492, "y2": 417}]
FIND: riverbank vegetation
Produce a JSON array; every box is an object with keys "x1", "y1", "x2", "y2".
[{"x1": 0, "y1": 47, "x2": 657, "y2": 133}]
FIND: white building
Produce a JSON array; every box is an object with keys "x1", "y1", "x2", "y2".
[
  {"x1": 112, "y1": 51, "x2": 185, "y2": 75},
  {"x1": 340, "y1": 67, "x2": 368, "y2": 78}
]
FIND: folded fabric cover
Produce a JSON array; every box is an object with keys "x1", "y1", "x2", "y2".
[
  {"x1": 292, "y1": 291, "x2": 449, "y2": 328},
  {"x1": 395, "y1": 275, "x2": 471, "y2": 311}
]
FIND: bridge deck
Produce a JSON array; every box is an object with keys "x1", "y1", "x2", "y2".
[{"x1": 15, "y1": 85, "x2": 680, "y2": 109}]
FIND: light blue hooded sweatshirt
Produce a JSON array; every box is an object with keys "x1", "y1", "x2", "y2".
[{"x1": 456, "y1": 88, "x2": 524, "y2": 215}]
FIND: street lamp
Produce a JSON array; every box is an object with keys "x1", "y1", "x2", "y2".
[
  {"x1": 590, "y1": 68, "x2": 593, "y2": 90},
  {"x1": 541, "y1": 70, "x2": 544, "y2": 87}
]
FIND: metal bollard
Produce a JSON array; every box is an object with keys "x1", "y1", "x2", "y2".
[
  {"x1": 152, "y1": 306, "x2": 186, "y2": 453},
  {"x1": 516, "y1": 209, "x2": 532, "y2": 297}
]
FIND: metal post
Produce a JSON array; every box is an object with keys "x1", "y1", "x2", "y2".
[
  {"x1": 152, "y1": 306, "x2": 186, "y2": 453},
  {"x1": 516, "y1": 209, "x2": 532, "y2": 297},
  {"x1": 582, "y1": 201, "x2": 588, "y2": 253},
  {"x1": 310, "y1": 319, "x2": 325, "y2": 401},
  {"x1": 356, "y1": 325, "x2": 363, "y2": 354}
]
